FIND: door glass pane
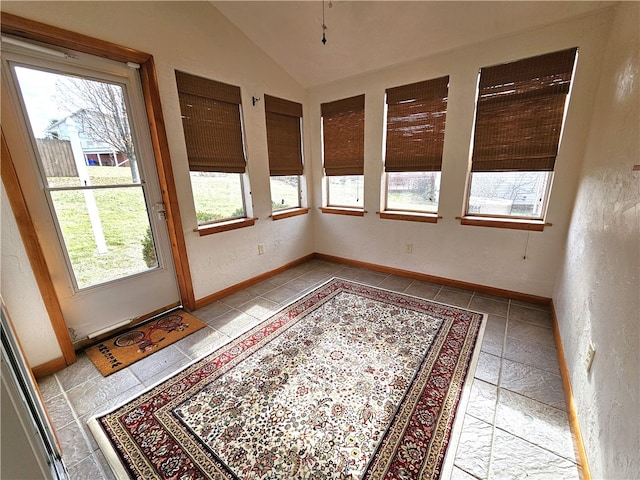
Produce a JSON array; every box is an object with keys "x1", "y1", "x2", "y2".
[
  {"x1": 50, "y1": 187, "x2": 156, "y2": 289},
  {"x1": 14, "y1": 66, "x2": 140, "y2": 187},
  {"x1": 12, "y1": 64, "x2": 159, "y2": 289}
]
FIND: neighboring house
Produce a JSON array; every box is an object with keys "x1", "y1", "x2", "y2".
[{"x1": 44, "y1": 110, "x2": 128, "y2": 167}]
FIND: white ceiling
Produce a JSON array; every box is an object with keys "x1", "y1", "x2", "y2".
[{"x1": 212, "y1": 1, "x2": 614, "y2": 88}]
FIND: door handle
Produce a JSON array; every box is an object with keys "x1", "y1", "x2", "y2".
[{"x1": 155, "y1": 202, "x2": 167, "y2": 221}]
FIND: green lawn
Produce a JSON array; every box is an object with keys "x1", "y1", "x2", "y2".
[
  {"x1": 50, "y1": 167, "x2": 152, "y2": 288},
  {"x1": 269, "y1": 176, "x2": 300, "y2": 211},
  {"x1": 52, "y1": 167, "x2": 299, "y2": 288},
  {"x1": 387, "y1": 190, "x2": 439, "y2": 211},
  {"x1": 190, "y1": 172, "x2": 299, "y2": 223},
  {"x1": 189, "y1": 172, "x2": 246, "y2": 223}
]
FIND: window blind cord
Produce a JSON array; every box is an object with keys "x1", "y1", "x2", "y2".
[{"x1": 523, "y1": 231, "x2": 531, "y2": 260}]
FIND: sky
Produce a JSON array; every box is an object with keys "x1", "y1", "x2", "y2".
[{"x1": 14, "y1": 66, "x2": 72, "y2": 137}]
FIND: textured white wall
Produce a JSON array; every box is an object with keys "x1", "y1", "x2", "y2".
[
  {"x1": 1, "y1": 30, "x2": 634, "y2": 480},
  {"x1": 1, "y1": 185, "x2": 63, "y2": 365},
  {"x1": 553, "y1": 3, "x2": 640, "y2": 479},
  {"x1": 308, "y1": 9, "x2": 614, "y2": 297}
]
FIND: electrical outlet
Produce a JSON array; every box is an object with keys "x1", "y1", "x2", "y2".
[
  {"x1": 405, "y1": 243, "x2": 413, "y2": 253},
  {"x1": 585, "y1": 342, "x2": 596, "y2": 372},
  {"x1": 258, "y1": 244, "x2": 265, "y2": 255}
]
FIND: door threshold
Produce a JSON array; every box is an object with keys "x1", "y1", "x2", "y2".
[{"x1": 73, "y1": 301, "x2": 182, "y2": 351}]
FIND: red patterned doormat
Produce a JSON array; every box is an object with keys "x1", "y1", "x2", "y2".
[
  {"x1": 85, "y1": 310, "x2": 206, "y2": 377},
  {"x1": 89, "y1": 278, "x2": 485, "y2": 479}
]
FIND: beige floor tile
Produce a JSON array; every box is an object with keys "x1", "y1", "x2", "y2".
[{"x1": 36, "y1": 259, "x2": 577, "y2": 480}]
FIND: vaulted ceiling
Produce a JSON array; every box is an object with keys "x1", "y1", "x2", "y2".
[{"x1": 212, "y1": 1, "x2": 615, "y2": 88}]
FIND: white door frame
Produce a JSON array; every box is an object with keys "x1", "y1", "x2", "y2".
[
  {"x1": 3, "y1": 48, "x2": 183, "y2": 342},
  {"x1": 0, "y1": 12, "x2": 195, "y2": 369}
]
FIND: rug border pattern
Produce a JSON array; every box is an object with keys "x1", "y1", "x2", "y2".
[{"x1": 88, "y1": 277, "x2": 486, "y2": 480}]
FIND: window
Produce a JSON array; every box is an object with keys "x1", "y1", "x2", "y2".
[
  {"x1": 383, "y1": 77, "x2": 449, "y2": 218},
  {"x1": 175, "y1": 71, "x2": 250, "y2": 227},
  {"x1": 264, "y1": 94, "x2": 304, "y2": 213},
  {"x1": 464, "y1": 48, "x2": 578, "y2": 226},
  {"x1": 6, "y1": 56, "x2": 163, "y2": 290},
  {"x1": 321, "y1": 94, "x2": 365, "y2": 211}
]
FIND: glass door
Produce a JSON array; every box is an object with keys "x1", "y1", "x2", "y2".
[{"x1": 2, "y1": 43, "x2": 180, "y2": 343}]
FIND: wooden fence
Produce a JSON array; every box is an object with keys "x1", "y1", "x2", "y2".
[{"x1": 36, "y1": 138, "x2": 78, "y2": 178}]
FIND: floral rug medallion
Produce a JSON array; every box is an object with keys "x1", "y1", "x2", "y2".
[{"x1": 89, "y1": 278, "x2": 485, "y2": 479}]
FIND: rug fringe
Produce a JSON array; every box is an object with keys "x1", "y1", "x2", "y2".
[
  {"x1": 439, "y1": 312, "x2": 488, "y2": 478},
  {"x1": 87, "y1": 417, "x2": 132, "y2": 480}
]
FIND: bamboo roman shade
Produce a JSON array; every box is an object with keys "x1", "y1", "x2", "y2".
[
  {"x1": 385, "y1": 76, "x2": 449, "y2": 172},
  {"x1": 471, "y1": 48, "x2": 577, "y2": 172},
  {"x1": 264, "y1": 94, "x2": 303, "y2": 176},
  {"x1": 175, "y1": 71, "x2": 246, "y2": 173},
  {"x1": 321, "y1": 94, "x2": 365, "y2": 176}
]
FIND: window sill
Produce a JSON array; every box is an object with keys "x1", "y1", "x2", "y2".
[
  {"x1": 377, "y1": 211, "x2": 440, "y2": 223},
  {"x1": 271, "y1": 207, "x2": 310, "y2": 221},
  {"x1": 459, "y1": 216, "x2": 550, "y2": 231},
  {"x1": 320, "y1": 207, "x2": 366, "y2": 217},
  {"x1": 195, "y1": 217, "x2": 257, "y2": 236}
]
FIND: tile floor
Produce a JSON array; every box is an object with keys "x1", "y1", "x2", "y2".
[{"x1": 37, "y1": 259, "x2": 580, "y2": 479}]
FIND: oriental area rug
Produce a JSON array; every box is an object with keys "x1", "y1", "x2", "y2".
[
  {"x1": 86, "y1": 310, "x2": 206, "y2": 377},
  {"x1": 89, "y1": 278, "x2": 486, "y2": 479}
]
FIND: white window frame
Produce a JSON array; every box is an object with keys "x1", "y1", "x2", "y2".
[{"x1": 464, "y1": 170, "x2": 554, "y2": 221}]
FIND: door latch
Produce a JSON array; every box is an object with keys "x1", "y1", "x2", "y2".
[{"x1": 155, "y1": 202, "x2": 167, "y2": 221}]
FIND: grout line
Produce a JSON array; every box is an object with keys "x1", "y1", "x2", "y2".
[
  {"x1": 55, "y1": 364, "x2": 102, "y2": 395},
  {"x1": 485, "y1": 299, "x2": 511, "y2": 478},
  {"x1": 51, "y1": 374, "x2": 101, "y2": 471},
  {"x1": 465, "y1": 291, "x2": 476, "y2": 309},
  {"x1": 127, "y1": 348, "x2": 191, "y2": 386},
  {"x1": 498, "y1": 353, "x2": 562, "y2": 376},
  {"x1": 401, "y1": 278, "x2": 416, "y2": 294},
  {"x1": 491, "y1": 423, "x2": 582, "y2": 464},
  {"x1": 46, "y1": 261, "x2": 575, "y2": 479}
]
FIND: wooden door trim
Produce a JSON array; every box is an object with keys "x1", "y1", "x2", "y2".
[
  {"x1": 1, "y1": 14, "x2": 196, "y2": 318},
  {"x1": 1, "y1": 130, "x2": 76, "y2": 365}
]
